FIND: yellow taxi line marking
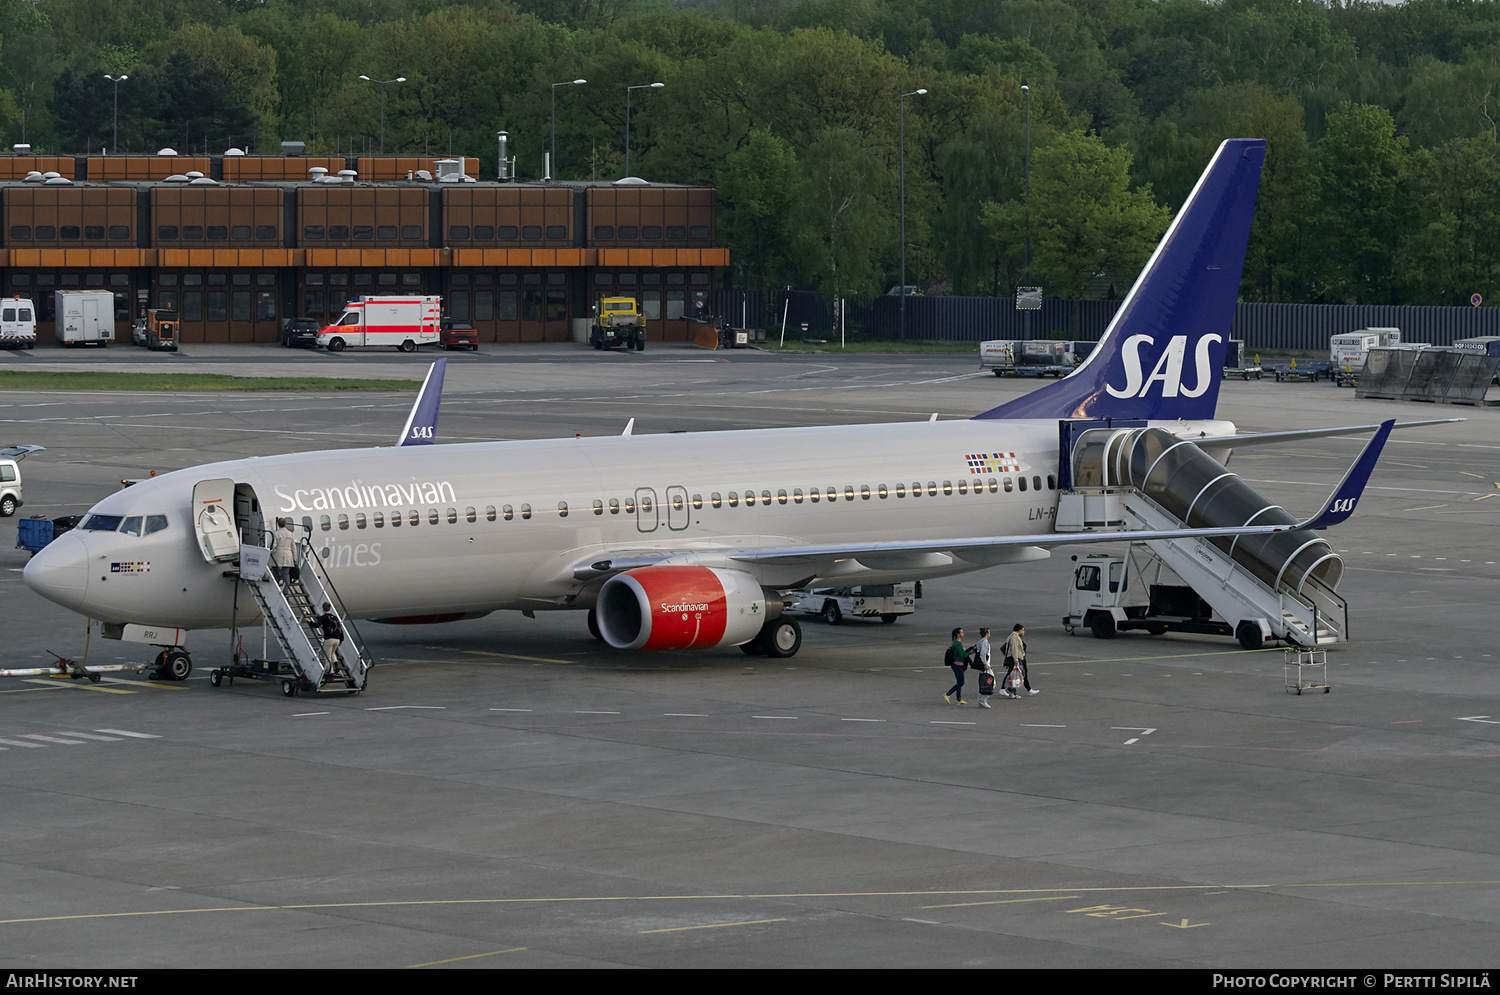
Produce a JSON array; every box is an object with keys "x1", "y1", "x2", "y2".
[
  {"x1": 641, "y1": 918, "x2": 787, "y2": 934},
  {"x1": 407, "y1": 947, "x2": 527, "y2": 967},
  {"x1": 922, "y1": 895, "x2": 1078, "y2": 909},
  {"x1": 10, "y1": 883, "x2": 1500, "y2": 925}
]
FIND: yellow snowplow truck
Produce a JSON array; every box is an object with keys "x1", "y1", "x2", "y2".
[{"x1": 591, "y1": 296, "x2": 646, "y2": 351}]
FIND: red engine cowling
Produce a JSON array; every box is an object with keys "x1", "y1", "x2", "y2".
[{"x1": 596, "y1": 566, "x2": 768, "y2": 651}]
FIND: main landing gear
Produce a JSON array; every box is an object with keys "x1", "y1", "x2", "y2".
[{"x1": 739, "y1": 615, "x2": 802, "y2": 659}]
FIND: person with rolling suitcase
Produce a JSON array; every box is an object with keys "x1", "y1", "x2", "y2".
[{"x1": 973, "y1": 627, "x2": 995, "y2": 708}]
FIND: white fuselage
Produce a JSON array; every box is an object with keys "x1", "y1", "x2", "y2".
[{"x1": 25, "y1": 417, "x2": 1232, "y2": 630}]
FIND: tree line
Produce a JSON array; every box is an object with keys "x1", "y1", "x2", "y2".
[{"x1": 2, "y1": 0, "x2": 1499, "y2": 309}]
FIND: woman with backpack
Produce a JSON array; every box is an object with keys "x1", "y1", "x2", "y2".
[{"x1": 944, "y1": 627, "x2": 969, "y2": 704}]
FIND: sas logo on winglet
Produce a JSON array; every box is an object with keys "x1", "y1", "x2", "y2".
[
  {"x1": 1330, "y1": 498, "x2": 1357, "y2": 514},
  {"x1": 1106, "y1": 333, "x2": 1222, "y2": 399}
]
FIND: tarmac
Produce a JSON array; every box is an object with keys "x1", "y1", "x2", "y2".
[{"x1": 1, "y1": 342, "x2": 1497, "y2": 969}]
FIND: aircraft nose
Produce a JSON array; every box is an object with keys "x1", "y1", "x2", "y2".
[{"x1": 23, "y1": 531, "x2": 90, "y2": 613}]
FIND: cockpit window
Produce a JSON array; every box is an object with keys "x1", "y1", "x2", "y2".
[
  {"x1": 82, "y1": 514, "x2": 123, "y2": 531},
  {"x1": 120, "y1": 516, "x2": 143, "y2": 536},
  {"x1": 144, "y1": 515, "x2": 168, "y2": 535}
]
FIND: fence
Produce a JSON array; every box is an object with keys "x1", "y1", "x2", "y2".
[{"x1": 719, "y1": 290, "x2": 1500, "y2": 351}]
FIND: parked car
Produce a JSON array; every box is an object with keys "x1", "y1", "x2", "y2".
[
  {"x1": 440, "y1": 319, "x2": 479, "y2": 352},
  {"x1": 280, "y1": 316, "x2": 322, "y2": 348}
]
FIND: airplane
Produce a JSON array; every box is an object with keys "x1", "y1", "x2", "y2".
[{"x1": 21, "y1": 139, "x2": 1416, "y2": 674}]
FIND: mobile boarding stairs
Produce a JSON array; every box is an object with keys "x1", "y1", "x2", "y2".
[
  {"x1": 1054, "y1": 420, "x2": 1349, "y2": 651},
  {"x1": 227, "y1": 538, "x2": 371, "y2": 696}
]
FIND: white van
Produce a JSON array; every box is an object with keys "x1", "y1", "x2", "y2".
[
  {"x1": 1, "y1": 297, "x2": 37, "y2": 349},
  {"x1": 0, "y1": 445, "x2": 45, "y2": 517}
]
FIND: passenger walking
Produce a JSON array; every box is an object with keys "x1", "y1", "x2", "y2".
[
  {"x1": 1001, "y1": 623, "x2": 1038, "y2": 697},
  {"x1": 308, "y1": 602, "x2": 344, "y2": 666},
  {"x1": 974, "y1": 627, "x2": 994, "y2": 708},
  {"x1": 944, "y1": 627, "x2": 969, "y2": 704},
  {"x1": 271, "y1": 517, "x2": 296, "y2": 587}
]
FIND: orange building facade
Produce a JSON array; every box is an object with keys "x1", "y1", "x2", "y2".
[{"x1": 0, "y1": 153, "x2": 727, "y2": 344}]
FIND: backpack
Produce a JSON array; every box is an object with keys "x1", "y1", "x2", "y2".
[
  {"x1": 978, "y1": 671, "x2": 996, "y2": 696},
  {"x1": 943, "y1": 645, "x2": 955, "y2": 667}
]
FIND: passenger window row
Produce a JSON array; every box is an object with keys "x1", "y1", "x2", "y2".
[{"x1": 302, "y1": 474, "x2": 1059, "y2": 534}]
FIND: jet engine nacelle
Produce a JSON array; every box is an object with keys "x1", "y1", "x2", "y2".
[{"x1": 596, "y1": 565, "x2": 771, "y2": 650}]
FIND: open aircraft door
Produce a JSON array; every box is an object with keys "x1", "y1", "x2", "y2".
[{"x1": 193, "y1": 478, "x2": 241, "y2": 562}]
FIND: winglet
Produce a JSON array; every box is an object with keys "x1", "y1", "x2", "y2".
[
  {"x1": 396, "y1": 359, "x2": 446, "y2": 446},
  {"x1": 1293, "y1": 419, "x2": 1393, "y2": 529}
]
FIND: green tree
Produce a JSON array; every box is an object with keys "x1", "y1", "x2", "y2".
[
  {"x1": 718, "y1": 129, "x2": 798, "y2": 296},
  {"x1": 980, "y1": 130, "x2": 1169, "y2": 299},
  {"x1": 1304, "y1": 101, "x2": 1411, "y2": 303},
  {"x1": 1395, "y1": 137, "x2": 1500, "y2": 306},
  {"x1": 790, "y1": 126, "x2": 893, "y2": 302}
]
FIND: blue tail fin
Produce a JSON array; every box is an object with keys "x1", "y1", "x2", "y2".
[
  {"x1": 975, "y1": 138, "x2": 1266, "y2": 421},
  {"x1": 396, "y1": 359, "x2": 446, "y2": 446}
]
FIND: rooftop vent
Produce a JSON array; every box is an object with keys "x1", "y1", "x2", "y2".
[
  {"x1": 224, "y1": 147, "x2": 245, "y2": 156},
  {"x1": 157, "y1": 147, "x2": 178, "y2": 156},
  {"x1": 184, "y1": 171, "x2": 204, "y2": 179},
  {"x1": 414, "y1": 169, "x2": 433, "y2": 181},
  {"x1": 23, "y1": 171, "x2": 42, "y2": 183},
  {"x1": 281, "y1": 141, "x2": 305, "y2": 156},
  {"x1": 615, "y1": 176, "x2": 648, "y2": 186},
  {"x1": 44, "y1": 176, "x2": 73, "y2": 185},
  {"x1": 163, "y1": 174, "x2": 189, "y2": 183},
  {"x1": 338, "y1": 169, "x2": 357, "y2": 182},
  {"x1": 12, "y1": 144, "x2": 31, "y2": 155},
  {"x1": 189, "y1": 176, "x2": 216, "y2": 185},
  {"x1": 308, "y1": 167, "x2": 328, "y2": 180}
]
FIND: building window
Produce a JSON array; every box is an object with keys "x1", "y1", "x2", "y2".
[
  {"x1": 352, "y1": 225, "x2": 373, "y2": 239},
  {"x1": 689, "y1": 225, "x2": 710, "y2": 239},
  {"x1": 108, "y1": 226, "x2": 130, "y2": 240},
  {"x1": 60, "y1": 226, "x2": 80, "y2": 239},
  {"x1": 327, "y1": 226, "x2": 349, "y2": 240},
  {"x1": 522, "y1": 225, "x2": 542, "y2": 240},
  {"x1": 666, "y1": 226, "x2": 685, "y2": 239},
  {"x1": 473, "y1": 225, "x2": 493, "y2": 239},
  {"x1": 546, "y1": 225, "x2": 566, "y2": 239},
  {"x1": 617, "y1": 225, "x2": 638, "y2": 239},
  {"x1": 8, "y1": 226, "x2": 29, "y2": 240},
  {"x1": 497, "y1": 225, "x2": 518, "y2": 239},
  {"x1": 641, "y1": 226, "x2": 661, "y2": 239},
  {"x1": 593, "y1": 225, "x2": 614, "y2": 240},
  {"x1": 36, "y1": 226, "x2": 56, "y2": 239},
  {"x1": 377, "y1": 225, "x2": 396, "y2": 239},
  {"x1": 402, "y1": 225, "x2": 422, "y2": 239},
  {"x1": 304, "y1": 226, "x2": 324, "y2": 240},
  {"x1": 207, "y1": 226, "x2": 227, "y2": 239},
  {"x1": 256, "y1": 225, "x2": 277, "y2": 239}
]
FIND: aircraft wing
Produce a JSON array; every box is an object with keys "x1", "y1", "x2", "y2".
[
  {"x1": 1195, "y1": 417, "x2": 1456, "y2": 458},
  {"x1": 572, "y1": 420, "x2": 1393, "y2": 583}
]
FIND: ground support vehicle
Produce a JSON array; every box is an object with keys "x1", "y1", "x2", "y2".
[
  {"x1": 131, "y1": 309, "x2": 178, "y2": 351},
  {"x1": 1220, "y1": 339, "x2": 1263, "y2": 380},
  {"x1": 1, "y1": 297, "x2": 36, "y2": 348},
  {"x1": 980, "y1": 339, "x2": 1078, "y2": 378},
  {"x1": 792, "y1": 583, "x2": 916, "y2": 625},
  {"x1": 54, "y1": 290, "x2": 114, "y2": 347},
  {"x1": 1273, "y1": 360, "x2": 1334, "y2": 382},
  {"x1": 591, "y1": 297, "x2": 646, "y2": 351},
  {"x1": 0, "y1": 651, "x2": 153, "y2": 685},
  {"x1": 439, "y1": 320, "x2": 479, "y2": 351},
  {"x1": 16, "y1": 515, "x2": 81, "y2": 555},
  {"x1": 1063, "y1": 548, "x2": 1242, "y2": 642},
  {"x1": 318, "y1": 296, "x2": 441, "y2": 353}
]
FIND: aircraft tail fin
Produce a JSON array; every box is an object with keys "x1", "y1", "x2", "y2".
[
  {"x1": 397, "y1": 359, "x2": 446, "y2": 446},
  {"x1": 975, "y1": 138, "x2": 1266, "y2": 422}
]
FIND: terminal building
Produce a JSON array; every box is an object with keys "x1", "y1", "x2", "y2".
[{"x1": 0, "y1": 148, "x2": 727, "y2": 344}]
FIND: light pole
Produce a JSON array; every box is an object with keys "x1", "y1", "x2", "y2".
[
  {"x1": 103, "y1": 74, "x2": 128, "y2": 153},
  {"x1": 551, "y1": 78, "x2": 586, "y2": 180},
  {"x1": 1022, "y1": 84, "x2": 1031, "y2": 281},
  {"x1": 358, "y1": 75, "x2": 406, "y2": 153},
  {"x1": 899, "y1": 87, "x2": 927, "y2": 343},
  {"x1": 624, "y1": 82, "x2": 664, "y2": 178}
]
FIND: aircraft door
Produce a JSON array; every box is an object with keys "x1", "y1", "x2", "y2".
[
  {"x1": 666, "y1": 485, "x2": 689, "y2": 531},
  {"x1": 635, "y1": 487, "x2": 658, "y2": 533},
  {"x1": 193, "y1": 478, "x2": 241, "y2": 562}
]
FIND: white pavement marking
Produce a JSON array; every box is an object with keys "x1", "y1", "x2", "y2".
[
  {"x1": 490, "y1": 708, "x2": 532, "y2": 712},
  {"x1": 1112, "y1": 726, "x2": 1157, "y2": 745},
  {"x1": 931, "y1": 720, "x2": 976, "y2": 725},
  {"x1": 1457, "y1": 716, "x2": 1500, "y2": 725},
  {"x1": 94, "y1": 729, "x2": 161, "y2": 739},
  {"x1": 664, "y1": 713, "x2": 707, "y2": 717},
  {"x1": 366, "y1": 705, "x2": 446, "y2": 710},
  {"x1": 18, "y1": 734, "x2": 88, "y2": 745},
  {"x1": 293, "y1": 712, "x2": 330, "y2": 717},
  {"x1": 841, "y1": 718, "x2": 884, "y2": 722},
  {"x1": 54, "y1": 731, "x2": 124, "y2": 741},
  {"x1": 576, "y1": 710, "x2": 620, "y2": 715},
  {"x1": 752, "y1": 715, "x2": 798, "y2": 720},
  {"x1": 0, "y1": 738, "x2": 46, "y2": 748}
]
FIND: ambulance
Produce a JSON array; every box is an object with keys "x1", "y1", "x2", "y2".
[{"x1": 317, "y1": 296, "x2": 442, "y2": 352}]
